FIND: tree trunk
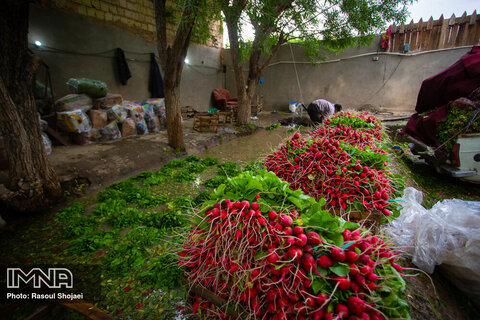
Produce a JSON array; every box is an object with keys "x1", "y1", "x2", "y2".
[
  {"x1": 155, "y1": 0, "x2": 200, "y2": 151},
  {"x1": 224, "y1": 7, "x2": 251, "y2": 125},
  {"x1": 0, "y1": 1, "x2": 61, "y2": 212},
  {"x1": 163, "y1": 77, "x2": 184, "y2": 150}
]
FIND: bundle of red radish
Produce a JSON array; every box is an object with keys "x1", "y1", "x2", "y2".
[
  {"x1": 265, "y1": 112, "x2": 403, "y2": 220},
  {"x1": 179, "y1": 172, "x2": 409, "y2": 319}
]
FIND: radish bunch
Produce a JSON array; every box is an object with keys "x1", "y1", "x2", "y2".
[
  {"x1": 265, "y1": 113, "x2": 400, "y2": 219},
  {"x1": 179, "y1": 172, "x2": 409, "y2": 319}
]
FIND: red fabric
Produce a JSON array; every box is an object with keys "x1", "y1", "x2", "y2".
[
  {"x1": 380, "y1": 25, "x2": 392, "y2": 51},
  {"x1": 415, "y1": 46, "x2": 480, "y2": 113},
  {"x1": 403, "y1": 98, "x2": 477, "y2": 163}
]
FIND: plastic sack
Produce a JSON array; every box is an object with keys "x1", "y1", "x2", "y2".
[
  {"x1": 107, "y1": 105, "x2": 128, "y2": 124},
  {"x1": 121, "y1": 100, "x2": 143, "y2": 117},
  {"x1": 67, "y1": 78, "x2": 107, "y2": 98},
  {"x1": 142, "y1": 103, "x2": 160, "y2": 133},
  {"x1": 55, "y1": 94, "x2": 93, "y2": 112},
  {"x1": 121, "y1": 118, "x2": 137, "y2": 137},
  {"x1": 135, "y1": 118, "x2": 149, "y2": 135},
  {"x1": 384, "y1": 187, "x2": 480, "y2": 304},
  {"x1": 42, "y1": 133, "x2": 52, "y2": 155},
  {"x1": 38, "y1": 113, "x2": 48, "y2": 131},
  {"x1": 88, "y1": 109, "x2": 108, "y2": 129},
  {"x1": 56, "y1": 109, "x2": 92, "y2": 133},
  {"x1": 93, "y1": 94, "x2": 122, "y2": 110},
  {"x1": 100, "y1": 121, "x2": 122, "y2": 141}
]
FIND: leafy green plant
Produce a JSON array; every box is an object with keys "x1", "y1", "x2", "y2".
[
  {"x1": 136, "y1": 194, "x2": 170, "y2": 209},
  {"x1": 92, "y1": 199, "x2": 127, "y2": 217},
  {"x1": 171, "y1": 196, "x2": 191, "y2": 211},
  {"x1": 203, "y1": 176, "x2": 228, "y2": 188},
  {"x1": 139, "y1": 255, "x2": 181, "y2": 290},
  {"x1": 265, "y1": 123, "x2": 281, "y2": 131},
  {"x1": 56, "y1": 202, "x2": 85, "y2": 222},
  {"x1": 105, "y1": 243, "x2": 146, "y2": 275},
  {"x1": 216, "y1": 161, "x2": 240, "y2": 177},
  {"x1": 438, "y1": 103, "x2": 480, "y2": 156},
  {"x1": 63, "y1": 216, "x2": 97, "y2": 239},
  {"x1": 142, "y1": 173, "x2": 168, "y2": 186},
  {"x1": 66, "y1": 231, "x2": 118, "y2": 253},
  {"x1": 201, "y1": 156, "x2": 218, "y2": 166},
  {"x1": 129, "y1": 170, "x2": 154, "y2": 182},
  {"x1": 241, "y1": 160, "x2": 264, "y2": 175},
  {"x1": 144, "y1": 211, "x2": 186, "y2": 230},
  {"x1": 163, "y1": 159, "x2": 187, "y2": 169},
  {"x1": 185, "y1": 162, "x2": 206, "y2": 174},
  {"x1": 192, "y1": 191, "x2": 211, "y2": 206},
  {"x1": 185, "y1": 155, "x2": 201, "y2": 163},
  {"x1": 106, "y1": 207, "x2": 144, "y2": 228},
  {"x1": 174, "y1": 170, "x2": 196, "y2": 182},
  {"x1": 124, "y1": 227, "x2": 163, "y2": 246}
]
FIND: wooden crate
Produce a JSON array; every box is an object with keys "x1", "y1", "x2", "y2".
[
  {"x1": 217, "y1": 111, "x2": 233, "y2": 124},
  {"x1": 193, "y1": 113, "x2": 219, "y2": 133}
]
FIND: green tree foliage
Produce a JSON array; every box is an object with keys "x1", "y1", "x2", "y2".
[{"x1": 220, "y1": 0, "x2": 413, "y2": 124}]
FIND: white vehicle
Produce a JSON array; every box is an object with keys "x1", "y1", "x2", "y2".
[{"x1": 405, "y1": 132, "x2": 480, "y2": 183}]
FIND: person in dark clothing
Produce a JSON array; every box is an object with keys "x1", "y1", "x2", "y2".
[{"x1": 306, "y1": 99, "x2": 342, "y2": 124}]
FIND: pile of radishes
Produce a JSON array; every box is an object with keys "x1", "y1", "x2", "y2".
[
  {"x1": 265, "y1": 112, "x2": 399, "y2": 219},
  {"x1": 179, "y1": 172, "x2": 408, "y2": 319}
]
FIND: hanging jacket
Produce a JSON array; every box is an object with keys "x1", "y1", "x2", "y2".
[
  {"x1": 115, "y1": 48, "x2": 131, "y2": 85},
  {"x1": 149, "y1": 53, "x2": 164, "y2": 98}
]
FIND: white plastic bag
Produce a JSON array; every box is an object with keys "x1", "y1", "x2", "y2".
[{"x1": 384, "y1": 187, "x2": 480, "y2": 305}]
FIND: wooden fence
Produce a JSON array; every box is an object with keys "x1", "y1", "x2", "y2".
[{"x1": 388, "y1": 11, "x2": 480, "y2": 53}]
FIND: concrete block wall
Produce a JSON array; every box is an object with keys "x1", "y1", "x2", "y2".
[
  {"x1": 30, "y1": 5, "x2": 224, "y2": 109},
  {"x1": 225, "y1": 42, "x2": 471, "y2": 115},
  {"x1": 46, "y1": 0, "x2": 222, "y2": 47}
]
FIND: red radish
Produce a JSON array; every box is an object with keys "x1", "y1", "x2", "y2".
[
  {"x1": 317, "y1": 255, "x2": 333, "y2": 268},
  {"x1": 331, "y1": 247, "x2": 346, "y2": 262},
  {"x1": 305, "y1": 296, "x2": 316, "y2": 308},
  {"x1": 347, "y1": 296, "x2": 366, "y2": 315},
  {"x1": 367, "y1": 273, "x2": 378, "y2": 282},
  {"x1": 336, "y1": 277, "x2": 351, "y2": 290},
  {"x1": 284, "y1": 227, "x2": 293, "y2": 236},
  {"x1": 304, "y1": 244, "x2": 314, "y2": 254},
  {"x1": 240, "y1": 200, "x2": 250, "y2": 210},
  {"x1": 301, "y1": 253, "x2": 316, "y2": 271},
  {"x1": 391, "y1": 262, "x2": 403, "y2": 272},
  {"x1": 279, "y1": 214, "x2": 293, "y2": 227},
  {"x1": 267, "y1": 251, "x2": 280, "y2": 264},
  {"x1": 315, "y1": 293, "x2": 328, "y2": 306},
  {"x1": 287, "y1": 246, "x2": 303, "y2": 260},
  {"x1": 306, "y1": 231, "x2": 322, "y2": 245},
  {"x1": 346, "y1": 251, "x2": 358, "y2": 262},
  {"x1": 268, "y1": 210, "x2": 278, "y2": 220},
  {"x1": 296, "y1": 234, "x2": 308, "y2": 247},
  {"x1": 324, "y1": 312, "x2": 333, "y2": 320},
  {"x1": 343, "y1": 229, "x2": 352, "y2": 240},
  {"x1": 251, "y1": 202, "x2": 259, "y2": 210},
  {"x1": 286, "y1": 237, "x2": 296, "y2": 246},
  {"x1": 360, "y1": 265, "x2": 372, "y2": 275},
  {"x1": 335, "y1": 303, "x2": 349, "y2": 318},
  {"x1": 293, "y1": 226, "x2": 304, "y2": 235},
  {"x1": 235, "y1": 230, "x2": 242, "y2": 241}
]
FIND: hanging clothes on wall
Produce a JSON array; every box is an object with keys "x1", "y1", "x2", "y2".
[
  {"x1": 115, "y1": 48, "x2": 131, "y2": 85},
  {"x1": 149, "y1": 53, "x2": 164, "y2": 98}
]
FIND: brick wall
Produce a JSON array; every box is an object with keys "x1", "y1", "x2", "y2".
[{"x1": 46, "y1": 0, "x2": 222, "y2": 47}]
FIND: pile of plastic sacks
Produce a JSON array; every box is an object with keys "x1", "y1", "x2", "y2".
[{"x1": 50, "y1": 78, "x2": 166, "y2": 146}]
